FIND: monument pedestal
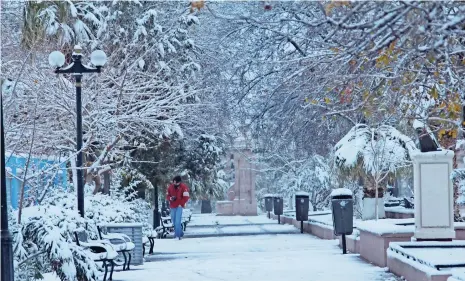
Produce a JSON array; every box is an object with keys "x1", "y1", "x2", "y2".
[{"x1": 412, "y1": 150, "x2": 455, "y2": 240}]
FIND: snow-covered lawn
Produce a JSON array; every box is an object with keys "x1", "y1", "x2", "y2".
[{"x1": 45, "y1": 234, "x2": 400, "y2": 281}]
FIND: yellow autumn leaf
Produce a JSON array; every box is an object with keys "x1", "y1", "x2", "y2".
[
  {"x1": 190, "y1": 0, "x2": 204, "y2": 12},
  {"x1": 304, "y1": 97, "x2": 309, "y2": 103},
  {"x1": 324, "y1": 97, "x2": 331, "y2": 104},
  {"x1": 325, "y1": 3, "x2": 336, "y2": 14},
  {"x1": 311, "y1": 100, "x2": 318, "y2": 104},
  {"x1": 430, "y1": 87, "x2": 439, "y2": 99},
  {"x1": 451, "y1": 102, "x2": 461, "y2": 113},
  {"x1": 427, "y1": 53, "x2": 435, "y2": 63},
  {"x1": 363, "y1": 110, "x2": 372, "y2": 117},
  {"x1": 362, "y1": 90, "x2": 370, "y2": 99},
  {"x1": 376, "y1": 54, "x2": 389, "y2": 67}
]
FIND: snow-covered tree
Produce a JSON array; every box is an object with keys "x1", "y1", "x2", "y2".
[
  {"x1": 183, "y1": 134, "x2": 226, "y2": 200},
  {"x1": 334, "y1": 124, "x2": 418, "y2": 219}
]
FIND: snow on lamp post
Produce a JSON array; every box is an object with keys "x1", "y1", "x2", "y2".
[
  {"x1": 1, "y1": 89, "x2": 15, "y2": 281},
  {"x1": 48, "y1": 45, "x2": 107, "y2": 217}
]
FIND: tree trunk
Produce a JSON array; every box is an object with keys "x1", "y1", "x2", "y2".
[
  {"x1": 103, "y1": 171, "x2": 110, "y2": 195},
  {"x1": 375, "y1": 178, "x2": 379, "y2": 221},
  {"x1": 201, "y1": 200, "x2": 212, "y2": 213},
  {"x1": 453, "y1": 150, "x2": 464, "y2": 221}
]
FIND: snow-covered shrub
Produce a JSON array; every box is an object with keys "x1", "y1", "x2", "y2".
[
  {"x1": 12, "y1": 166, "x2": 154, "y2": 281},
  {"x1": 334, "y1": 124, "x2": 417, "y2": 198},
  {"x1": 451, "y1": 169, "x2": 465, "y2": 221},
  {"x1": 41, "y1": 186, "x2": 152, "y2": 238},
  {"x1": 12, "y1": 205, "x2": 100, "y2": 281}
]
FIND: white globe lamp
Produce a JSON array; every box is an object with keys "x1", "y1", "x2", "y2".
[
  {"x1": 90, "y1": 50, "x2": 107, "y2": 67},
  {"x1": 48, "y1": 51, "x2": 66, "y2": 68}
]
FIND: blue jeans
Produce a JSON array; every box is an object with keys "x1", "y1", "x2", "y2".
[{"x1": 170, "y1": 207, "x2": 183, "y2": 238}]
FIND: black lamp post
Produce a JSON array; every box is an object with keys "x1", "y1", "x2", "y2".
[
  {"x1": 153, "y1": 185, "x2": 160, "y2": 228},
  {"x1": 48, "y1": 45, "x2": 107, "y2": 217},
  {"x1": 1, "y1": 94, "x2": 15, "y2": 281}
]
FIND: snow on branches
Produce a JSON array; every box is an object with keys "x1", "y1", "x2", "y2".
[{"x1": 334, "y1": 124, "x2": 418, "y2": 175}]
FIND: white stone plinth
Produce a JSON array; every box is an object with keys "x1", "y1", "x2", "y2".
[{"x1": 412, "y1": 150, "x2": 455, "y2": 240}]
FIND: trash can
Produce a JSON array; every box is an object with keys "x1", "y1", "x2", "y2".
[
  {"x1": 295, "y1": 192, "x2": 309, "y2": 221},
  {"x1": 106, "y1": 223, "x2": 144, "y2": 265},
  {"x1": 295, "y1": 192, "x2": 309, "y2": 233},
  {"x1": 273, "y1": 195, "x2": 283, "y2": 224},
  {"x1": 330, "y1": 188, "x2": 354, "y2": 254},
  {"x1": 264, "y1": 194, "x2": 274, "y2": 218}
]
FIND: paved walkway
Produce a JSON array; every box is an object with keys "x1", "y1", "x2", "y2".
[
  {"x1": 43, "y1": 214, "x2": 402, "y2": 281},
  {"x1": 121, "y1": 235, "x2": 399, "y2": 281},
  {"x1": 182, "y1": 214, "x2": 299, "y2": 238}
]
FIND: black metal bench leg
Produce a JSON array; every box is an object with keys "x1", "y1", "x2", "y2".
[
  {"x1": 121, "y1": 251, "x2": 127, "y2": 271},
  {"x1": 149, "y1": 238, "x2": 154, "y2": 254},
  {"x1": 127, "y1": 252, "x2": 132, "y2": 270},
  {"x1": 109, "y1": 260, "x2": 115, "y2": 281},
  {"x1": 102, "y1": 260, "x2": 108, "y2": 281},
  {"x1": 143, "y1": 243, "x2": 145, "y2": 256}
]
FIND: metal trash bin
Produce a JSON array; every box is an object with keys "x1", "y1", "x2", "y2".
[
  {"x1": 273, "y1": 195, "x2": 283, "y2": 224},
  {"x1": 330, "y1": 188, "x2": 354, "y2": 254},
  {"x1": 106, "y1": 223, "x2": 144, "y2": 265},
  {"x1": 295, "y1": 192, "x2": 309, "y2": 233},
  {"x1": 264, "y1": 194, "x2": 274, "y2": 218}
]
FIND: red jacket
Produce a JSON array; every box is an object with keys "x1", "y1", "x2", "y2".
[{"x1": 166, "y1": 183, "x2": 190, "y2": 208}]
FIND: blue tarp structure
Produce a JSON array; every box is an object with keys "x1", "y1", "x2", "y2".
[{"x1": 5, "y1": 153, "x2": 67, "y2": 209}]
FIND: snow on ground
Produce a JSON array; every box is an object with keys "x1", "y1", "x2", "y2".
[
  {"x1": 402, "y1": 248, "x2": 465, "y2": 266},
  {"x1": 188, "y1": 213, "x2": 276, "y2": 227},
  {"x1": 45, "y1": 234, "x2": 400, "y2": 281},
  {"x1": 183, "y1": 214, "x2": 299, "y2": 237}
]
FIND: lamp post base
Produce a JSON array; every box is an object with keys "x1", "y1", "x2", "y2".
[{"x1": 1, "y1": 229, "x2": 15, "y2": 281}]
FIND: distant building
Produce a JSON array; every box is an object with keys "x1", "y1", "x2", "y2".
[{"x1": 5, "y1": 153, "x2": 67, "y2": 209}]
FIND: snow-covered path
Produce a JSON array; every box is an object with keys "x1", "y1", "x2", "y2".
[
  {"x1": 44, "y1": 234, "x2": 401, "y2": 281},
  {"x1": 130, "y1": 235, "x2": 399, "y2": 281}
]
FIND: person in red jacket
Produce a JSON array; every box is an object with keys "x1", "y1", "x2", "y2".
[{"x1": 166, "y1": 175, "x2": 190, "y2": 239}]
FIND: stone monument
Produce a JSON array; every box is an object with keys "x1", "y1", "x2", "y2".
[
  {"x1": 412, "y1": 125, "x2": 455, "y2": 240},
  {"x1": 216, "y1": 142, "x2": 258, "y2": 216},
  {"x1": 412, "y1": 150, "x2": 455, "y2": 240}
]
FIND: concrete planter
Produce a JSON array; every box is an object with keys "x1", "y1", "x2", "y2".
[
  {"x1": 338, "y1": 234, "x2": 360, "y2": 254},
  {"x1": 387, "y1": 250, "x2": 451, "y2": 281},
  {"x1": 308, "y1": 222, "x2": 336, "y2": 240},
  {"x1": 358, "y1": 229, "x2": 412, "y2": 267}
]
